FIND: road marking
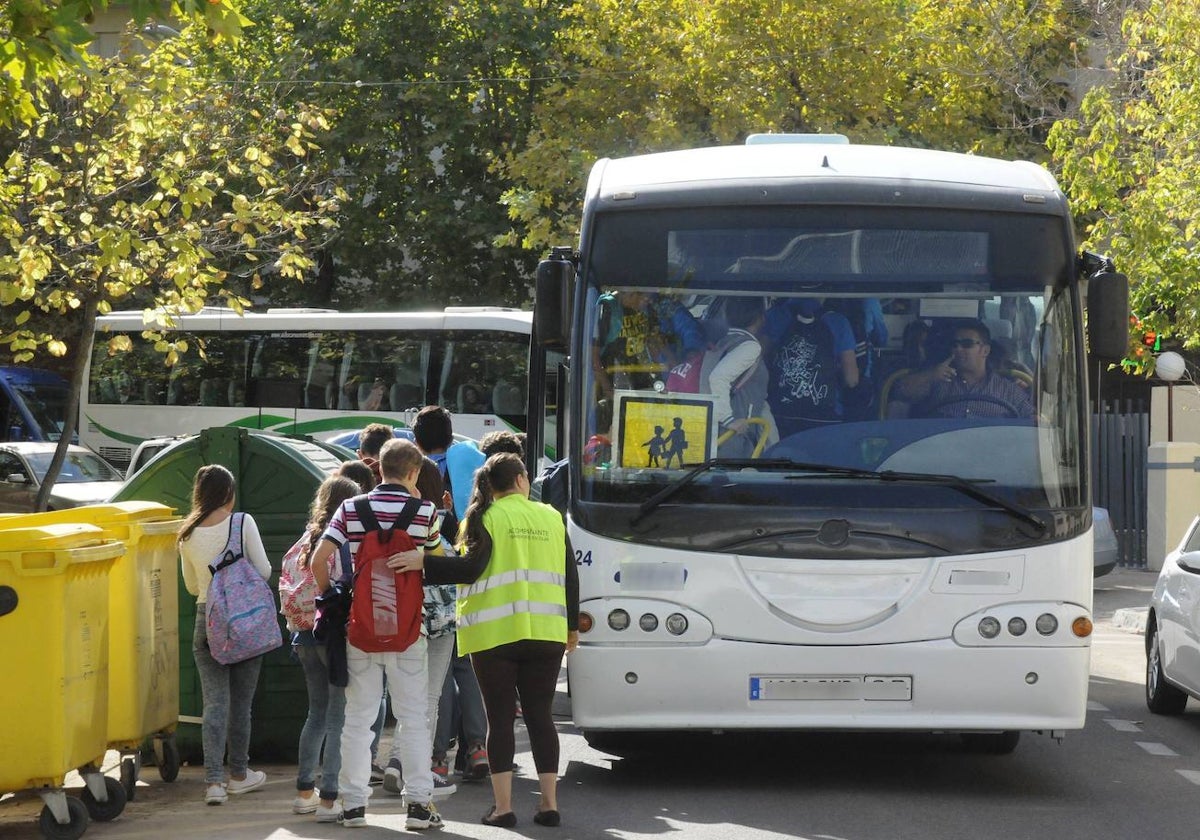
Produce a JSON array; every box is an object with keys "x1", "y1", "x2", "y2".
[
  {"x1": 1104, "y1": 719, "x2": 1142, "y2": 732},
  {"x1": 1136, "y1": 741, "x2": 1179, "y2": 756},
  {"x1": 1177, "y1": 770, "x2": 1200, "y2": 785},
  {"x1": 1087, "y1": 701, "x2": 1110, "y2": 712}
]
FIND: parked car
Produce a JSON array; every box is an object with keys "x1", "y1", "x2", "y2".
[
  {"x1": 126, "y1": 435, "x2": 191, "y2": 478},
  {"x1": 0, "y1": 442, "x2": 124, "y2": 512},
  {"x1": 1146, "y1": 514, "x2": 1200, "y2": 714},
  {"x1": 1094, "y1": 506, "x2": 1118, "y2": 578}
]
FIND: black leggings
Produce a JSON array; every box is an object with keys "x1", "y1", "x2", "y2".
[{"x1": 470, "y1": 639, "x2": 565, "y2": 774}]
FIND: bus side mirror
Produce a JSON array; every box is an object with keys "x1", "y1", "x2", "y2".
[
  {"x1": 1087, "y1": 271, "x2": 1130, "y2": 360},
  {"x1": 535, "y1": 249, "x2": 575, "y2": 352}
]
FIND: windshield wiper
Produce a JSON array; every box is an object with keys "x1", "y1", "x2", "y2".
[
  {"x1": 631, "y1": 458, "x2": 828, "y2": 526},
  {"x1": 631, "y1": 458, "x2": 1047, "y2": 535}
]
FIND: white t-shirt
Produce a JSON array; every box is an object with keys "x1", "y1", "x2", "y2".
[{"x1": 179, "y1": 513, "x2": 272, "y2": 604}]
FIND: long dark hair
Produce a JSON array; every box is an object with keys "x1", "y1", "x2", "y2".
[
  {"x1": 462, "y1": 452, "x2": 526, "y2": 553},
  {"x1": 178, "y1": 464, "x2": 236, "y2": 543},
  {"x1": 300, "y1": 475, "x2": 360, "y2": 569}
]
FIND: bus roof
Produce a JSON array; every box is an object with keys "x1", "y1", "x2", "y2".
[
  {"x1": 95, "y1": 307, "x2": 533, "y2": 333},
  {"x1": 590, "y1": 142, "x2": 1060, "y2": 196}
]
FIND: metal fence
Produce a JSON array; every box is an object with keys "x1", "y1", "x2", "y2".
[{"x1": 1092, "y1": 399, "x2": 1150, "y2": 568}]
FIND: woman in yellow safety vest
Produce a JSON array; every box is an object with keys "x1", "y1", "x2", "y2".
[{"x1": 414, "y1": 452, "x2": 579, "y2": 829}]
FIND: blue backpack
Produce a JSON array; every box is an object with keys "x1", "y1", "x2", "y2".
[{"x1": 206, "y1": 512, "x2": 283, "y2": 665}]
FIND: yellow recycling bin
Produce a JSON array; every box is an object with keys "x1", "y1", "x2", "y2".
[
  {"x1": 2, "y1": 503, "x2": 182, "y2": 798},
  {"x1": 0, "y1": 522, "x2": 124, "y2": 839}
]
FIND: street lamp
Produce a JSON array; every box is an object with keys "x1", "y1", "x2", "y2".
[{"x1": 1156, "y1": 351, "x2": 1186, "y2": 442}]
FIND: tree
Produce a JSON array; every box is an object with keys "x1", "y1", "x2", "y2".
[
  {"x1": 498, "y1": 0, "x2": 1089, "y2": 255},
  {"x1": 200, "y1": 0, "x2": 569, "y2": 310},
  {"x1": 1, "y1": 0, "x2": 250, "y2": 126},
  {"x1": 1048, "y1": 0, "x2": 1200, "y2": 374},
  {"x1": 0, "y1": 28, "x2": 343, "y2": 508}
]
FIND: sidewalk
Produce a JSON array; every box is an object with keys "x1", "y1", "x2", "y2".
[{"x1": 1094, "y1": 566, "x2": 1157, "y2": 635}]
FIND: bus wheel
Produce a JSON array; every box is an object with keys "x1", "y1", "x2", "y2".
[{"x1": 960, "y1": 731, "x2": 1020, "y2": 754}]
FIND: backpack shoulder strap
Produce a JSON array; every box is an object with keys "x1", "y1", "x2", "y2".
[
  {"x1": 353, "y1": 494, "x2": 381, "y2": 533},
  {"x1": 392, "y1": 496, "x2": 425, "y2": 537},
  {"x1": 209, "y1": 512, "x2": 245, "y2": 574}
]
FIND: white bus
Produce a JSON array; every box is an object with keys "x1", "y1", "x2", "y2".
[
  {"x1": 529, "y1": 136, "x2": 1129, "y2": 753},
  {"x1": 84, "y1": 306, "x2": 545, "y2": 471}
]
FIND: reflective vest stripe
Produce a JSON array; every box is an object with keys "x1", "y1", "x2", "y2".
[
  {"x1": 457, "y1": 599, "x2": 567, "y2": 629},
  {"x1": 459, "y1": 568, "x2": 566, "y2": 599}
]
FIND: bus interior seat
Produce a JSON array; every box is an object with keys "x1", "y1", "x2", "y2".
[
  {"x1": 228, "y1": 380, "x2": 245, "y2": 406},
  {"x1": 99, "y1": 377, "x2": 119, "y2": 403},
  {"x1": 143, "y1": 382, "x2": 162, "y2": 404},
  {"x1": 199, "y1": 379, "x2": 227, "y2": 406},
  {"x1": 391, "y1": 383, "x2": 422, "y2": 412},
  {"x1": 492, "y1": 381, "x2": 524, "y2": 414}
]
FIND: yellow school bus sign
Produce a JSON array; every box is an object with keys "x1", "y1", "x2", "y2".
[{"x1": 612, "y1": 390, "x2": 717, "y2": 470}]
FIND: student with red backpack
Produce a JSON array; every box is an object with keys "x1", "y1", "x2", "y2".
[
  {"x1": 178, "y1": 465, "x2": 273, "y2": 806},
  {"x1": 310, "y1": 439, "x2": 445, "y2": 830},
  {"x1": 280, "y1": 475, "x2": 361, "y2": 823}
]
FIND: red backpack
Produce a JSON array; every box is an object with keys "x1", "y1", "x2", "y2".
[{"x1": 346, "y1": 495, "x2": 425, "y2": 653}]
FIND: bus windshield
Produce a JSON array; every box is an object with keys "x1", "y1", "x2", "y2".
[{"x1": 579, "y1": 208, "x2": 1084, "y2": 556}]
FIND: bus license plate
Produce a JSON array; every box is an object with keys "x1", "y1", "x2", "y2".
[{"x1": 749, "y1": 675, "x2": 912, "y2": 701}]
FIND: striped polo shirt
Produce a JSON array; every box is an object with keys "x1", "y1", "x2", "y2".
[{"x1": 321, "y1": 484, "x2": 441, "y2": 574}]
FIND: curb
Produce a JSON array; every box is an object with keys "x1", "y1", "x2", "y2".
[{"x1": 1111, "y1": 607, "x2": 1148, "y2": 635}]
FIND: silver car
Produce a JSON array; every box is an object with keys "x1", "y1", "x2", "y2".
[
  {"x1": 1147, "y1": 514, "x2": 1200, "y2": 714},
  {"x1": 0, "y1": 442, "x2": 124, "y2": 512}
]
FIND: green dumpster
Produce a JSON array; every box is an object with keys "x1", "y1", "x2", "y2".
[{"x1": 112, "y1": 427, "x2": 348, "y2": 762}]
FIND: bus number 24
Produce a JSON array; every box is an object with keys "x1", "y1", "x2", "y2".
[{"x1": 574, "y1": 550, "x2": 593, "y2": 566}]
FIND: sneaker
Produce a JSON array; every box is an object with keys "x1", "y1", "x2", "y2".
[
  {"x1": 339, "y1": 806, "x2": 367, "y2": 828},
  {"x1": 293, "y1": 793, "x2": 319, "y2": 814},
  {"x1": 205, "y1": 783, "x2": 227, "y2": 805},
  {"x1": 369, "y1": 763, "x2": 385, "y2": 785},
  {"x1": 463, "y1": 743, "x2": 489, "y2": 782},
  {"x1": 316, "y1": 803, "x2": 342, "y2": 823},
  {"x1": 431, "y1": 771, "x2": 457, "y2": 798},
  {"x1": 382, "y1": 759, "x2": 403, "y2": 796},
  {"x1": 227, "y1": 769, "x2": 267, "y2": 795},
  {"x1": 406, "y1": 800, "x2": 444, "y2": 830}
]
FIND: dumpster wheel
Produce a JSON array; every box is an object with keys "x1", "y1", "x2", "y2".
[
  {"x1": 80, "y1": 776, "x2": 126, "y2": 822},
  {"x1": 154, "y1": 734, "x2": 180, "y2": 782},
  {"x1": 120, "y1": 752, "x2": 141, "y2": 801},
  {"x1": 38, "y1": 796, "x2": 89, "y2": 840}
]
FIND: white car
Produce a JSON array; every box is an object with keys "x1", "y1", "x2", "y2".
[
  {"x1": 0, "y1": 442, "x2": 124, "y2": 512},
  {"x1": 1147, "y1": 514, "x2": 1200, "y2": 714}
]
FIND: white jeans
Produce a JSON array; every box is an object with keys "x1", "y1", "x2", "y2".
[
  {"x1": 340, "y1": 638, "x2": 432, "y2": 809},
  {"x1": 388, "y1": 632, "x2": 456, "y2": 768}
]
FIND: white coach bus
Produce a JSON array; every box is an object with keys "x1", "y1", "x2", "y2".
[
  {"x1": 84, "y1": 306, "x2": 541, "y2": 471},
  {"x1": 528, "y1": 135, "x2": 1129, "y2": 753}
]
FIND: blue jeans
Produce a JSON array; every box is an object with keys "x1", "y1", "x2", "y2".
[
  {"x1": 435, "y1": 640, "x2": 487, "y2": 758},
  {"x1": 192, "y1": 611, "x2": 264, "y2": 785},
  {"x1": 295, "y1": 641, "x2": 346, "y2": 800}
]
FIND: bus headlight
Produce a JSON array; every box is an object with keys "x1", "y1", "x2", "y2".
[
  {"x1": 665, "y1": 613, "x2": 689, "y2": 635},
  {"x1": 978, "y1": 616, "x2": 1001, "y2": 639},
  {"x1": 1071, "y1": 616, "x2": 1093, "y2": 638},
  {"x1": 1007, "y1": 617, "x2": 1027, "y2": 637},
  {"x1": 578, "y1": 612, "x2": 594, "y2": 633},
  {"x1": 638, "y1": 613, "x2": 658, "y2": 632},
  {"x1": 608, "y1": 609, "x2": 630, "y2": 631},
  {"x1": 1035, "y1": 613, "x2": 1058, "y2": 635}
]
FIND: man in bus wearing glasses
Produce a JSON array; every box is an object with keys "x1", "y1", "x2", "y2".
[{"x1": 899, "y1": 320, "x2": 1034, "y2": 420}]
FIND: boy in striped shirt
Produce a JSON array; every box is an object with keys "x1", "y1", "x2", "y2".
[{"x1": 312, "y1": 438, "x2": 444, "y2": 830}]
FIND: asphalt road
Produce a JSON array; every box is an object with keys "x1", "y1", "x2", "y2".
[{"x1": 4, "y1": 568, "x2": 1186, "y2": 840}]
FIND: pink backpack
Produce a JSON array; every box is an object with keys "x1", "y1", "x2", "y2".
[{"x1": 279, "y1": 532, "x2": 319, "y2": 631}]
